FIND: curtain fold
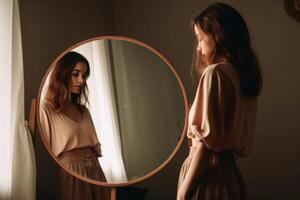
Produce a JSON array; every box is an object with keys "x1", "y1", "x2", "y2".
[
  {"x1": 0, "y1": 0, "x2": 36, "y2": 199},
  {"x1": 0, "y1": 0, "x2": 13, "y2": 198},
  {"x1": 72, "y1": 40, "x2": 128, "y2": 182}
]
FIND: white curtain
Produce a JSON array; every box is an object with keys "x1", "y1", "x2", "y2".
[
  {"x1": 0, "y1": 0, "x2": 36, "y2": 200},
  {"x1": 73, "y1": 40, "x2": 127, "y2": 182}
]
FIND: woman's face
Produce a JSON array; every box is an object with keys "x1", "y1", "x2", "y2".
[
  {"x1": 69, "y1": 61, "x2": 88, "y2": 94},
  {"x1": 194, "y1": 25, "x2": 215, "y2": 58}
]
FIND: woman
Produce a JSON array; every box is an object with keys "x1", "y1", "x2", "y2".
[
  {"x1": 177, "y1": 3, "x2": 263, "y2": 200},
  {"x1": 39, "y1": 51, "x2": 110, "y2": 200}
]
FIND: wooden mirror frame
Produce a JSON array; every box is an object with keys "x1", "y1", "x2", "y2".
[{"x1": 33, "y1": 35, "x2": 189, "y2": 190}]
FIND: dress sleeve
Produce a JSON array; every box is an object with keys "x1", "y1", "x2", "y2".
[
  {"x1": 83, "y1": 106, "x2": 102, "y2": 157},
  {"x1": 190, "y1": 67, "x2": 231, "y2": 152},
  {"x1": 39, "y1": 102, "x2": 52, "y2": 149}
]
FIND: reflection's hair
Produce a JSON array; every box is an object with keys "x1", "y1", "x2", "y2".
[
  {"x1": 45, "y1": 51, "x2": 90, "y2": 112},
  {"x1": 192, "y1": 2, "x2": 263, "y2": 97}
]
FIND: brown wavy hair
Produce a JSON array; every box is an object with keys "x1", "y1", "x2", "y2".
[
  {"x1": 45, "y1": 51, "x2": 90, "y2": 112},
  {"x1": 192, "y1": 2, "x2": 263, "y2": 97}
]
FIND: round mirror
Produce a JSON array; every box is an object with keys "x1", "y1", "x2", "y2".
[{"x1": 37, "y1": 36, "x2": 188, "y2": 186}]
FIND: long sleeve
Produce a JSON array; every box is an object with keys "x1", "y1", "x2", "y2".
[
  {"x1": 83, "y1": 106, "x2": 102, "y2": 157},
  {"x1": 188, "y1": 64, "x2": 235, "y2": 152},
  {"x1": 39, "y1": 102, "x2": 52, "y2": 149}
]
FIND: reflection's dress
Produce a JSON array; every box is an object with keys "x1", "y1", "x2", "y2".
[
  {"x1": 40, "y1": 100, "x2": 110, "y2": 200},
  {"x1": 178, "y1": 63, "x2": 257, "y2": 199}
]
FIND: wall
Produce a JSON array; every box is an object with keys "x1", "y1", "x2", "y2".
[{"x1": 114, "y1": 0, "x2": 300, "y2": 199}]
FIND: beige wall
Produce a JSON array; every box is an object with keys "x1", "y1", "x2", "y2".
[
  {"x1": 20, "y1": 0, "x2": 300, "y2": 199},
  {"x1": 114, "y1": 0, "x2": 300, "y2": 199}
]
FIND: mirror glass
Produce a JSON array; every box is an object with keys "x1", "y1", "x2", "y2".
[{"x1": 38, "y1": 37, "x2": 187, "y2": 185}]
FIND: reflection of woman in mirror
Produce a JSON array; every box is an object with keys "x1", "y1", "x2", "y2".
[
  {"x1": 177, "y1": 3, "x2": 263, "y2": 200},
  {"x1": 39, "y1": 51, "x2": 110, "y2": 199}
]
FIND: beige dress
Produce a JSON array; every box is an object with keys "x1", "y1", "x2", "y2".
[
  {"x1": 40, "y1": 100, "x2": 110, "y2": 200},
  {"x1": 178, "y1": 63, "x2": 257, "y2": 199}
]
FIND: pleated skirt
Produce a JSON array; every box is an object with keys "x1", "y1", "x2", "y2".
[
  {"x1": 57, "y1": 147, "x2": 111, "y2": 200},
  {"x1": 178, "y1": 147, "x2": 248, "y2": 200}
]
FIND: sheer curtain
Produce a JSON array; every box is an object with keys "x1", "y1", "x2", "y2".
[
  {"x1": 73, "y1": 40, "x2": 127, "y2": 182},
  {"x1": 0, "y1": 0, "x2": 36, "y2": 200}
]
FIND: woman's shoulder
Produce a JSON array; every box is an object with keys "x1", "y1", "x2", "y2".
[
  {"x1": 40, "y1": 99, "x2": 58, "y2": 116},
  {"x1": 203, "y1": 62, "x2": 234, "y2": 75},
  {"x1": 40, "y1": 99, "x2": 55, "y2": 112},
  {"x1": 203, "y1": 62, "x2": 238, "y2": 82},
  {"x1": 80, "y1": 105, "x2": 94, "y2": 121},
  {"x1": 79, "y1": 104, "x2": 91, "y2": 114}
]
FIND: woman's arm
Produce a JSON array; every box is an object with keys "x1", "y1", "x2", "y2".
[
  {"x1": 39, "y1": 102, "x2": 52, "y2": 149},
  {"x1": 83, "y1": 106, "x2": 103, "y2": 157},
  {"x1": 178, "y1": 66, "x2": 231, "y2": 199},
  {"x1": 177, "y1": 142, "x2": 211, "y2": 200}
]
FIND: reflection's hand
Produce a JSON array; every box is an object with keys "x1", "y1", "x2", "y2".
[{"x1": 93, "y1": 143, "x2": 102, "y2": 157}]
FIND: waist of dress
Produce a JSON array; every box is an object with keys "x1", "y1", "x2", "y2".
[
  {"x1": 57, "y1": 147, "x2": 97, "y2": 162},
  {"x1": 190, "y1": 143, "x2": 236, "y2": 162}
]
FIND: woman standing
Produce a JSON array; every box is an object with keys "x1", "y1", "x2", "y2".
[
  {"x1": 177, "y1": 3, "x2": 263, "y2": 200},
  {"x1": 40, "y1": 51, "x2": 110, "y2": 200}
]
